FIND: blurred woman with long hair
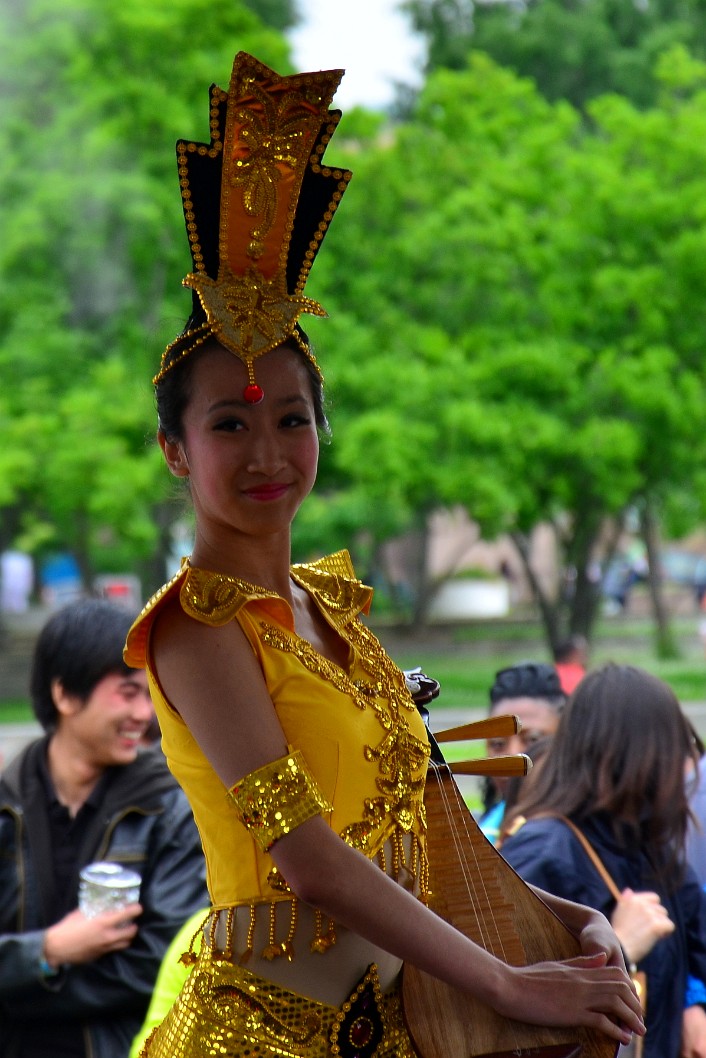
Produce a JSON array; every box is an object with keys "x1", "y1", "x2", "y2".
[{"x1": 501, "y1": 663, "x2": 706, "y2": 1058}]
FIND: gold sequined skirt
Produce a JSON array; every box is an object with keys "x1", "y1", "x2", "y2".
[{"x1": 140, "y1": 951, "x2": 415, "y2": 1058}]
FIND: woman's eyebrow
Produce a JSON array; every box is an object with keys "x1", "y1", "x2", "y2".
[{"x1": 207, "y1": 393, "x2": 308, "y2": 412}]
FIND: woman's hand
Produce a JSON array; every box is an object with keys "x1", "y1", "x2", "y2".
[
  {"x1": 530, "y1": 885, "x2": 626, "y2": 969},
  {"x1": 496, "y1": 953, "x2": 645, "y2": 1048},
  {"x1": 682, "y1": 1004, "x2": 706, "y2": 1058},
  {"x1": 611, "y1": 887, "x2": 674, "y2": 964}
]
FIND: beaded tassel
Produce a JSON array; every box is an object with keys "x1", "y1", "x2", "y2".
[
  {"x1": 263, "y1": 902, "x2": 283, "y2": 960},
  {"x1": 240, "y1": 904, "x2": 257, "y2": 964},
  {"x1": 223, "y1": 906, "x2": 236, "y2": 960},
  {"x1": 391, "y1": 830, "x2": 403, "y2": 879},
  {"x1": 281, "y1": 900, "x2": 298, "y2": 961},
  {"x1": 310, "y1": 908, "x2": 337, "y2": 953}
]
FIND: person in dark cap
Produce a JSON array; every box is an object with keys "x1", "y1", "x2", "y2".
[{"x1": 479, "y1": 661, "x2": 566, "y2": 845}]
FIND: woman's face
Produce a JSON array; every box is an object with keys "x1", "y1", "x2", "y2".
[{"x1": 160, "y1": 343, "x2": 320, "y2": 544}]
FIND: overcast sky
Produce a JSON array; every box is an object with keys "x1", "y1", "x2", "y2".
[{"x1": 288, "y1": 0, "x2": 425, "y2": 109}]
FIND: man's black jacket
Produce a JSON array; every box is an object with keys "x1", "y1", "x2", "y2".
[{"x1": 0, "y1": 737, "x2": 207, "y2": 1058}]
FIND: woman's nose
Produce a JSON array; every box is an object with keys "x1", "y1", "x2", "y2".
[{"x1": 246, "y1": 432, "x2": 286, "y2": 474}]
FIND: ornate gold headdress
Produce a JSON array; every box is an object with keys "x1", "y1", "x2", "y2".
[{"x1": 154, "y1": 51, "x2": 352, "y2": 402}]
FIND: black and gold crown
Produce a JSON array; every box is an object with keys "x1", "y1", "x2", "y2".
[{"x1": 155, "y1": 51, "x2": 352, "y2": 402}]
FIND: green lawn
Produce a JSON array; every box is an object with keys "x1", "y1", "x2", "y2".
[
  {"x1": 380, "y1": 626, "x2": 706, "y2": 709},
  {"x1": 2, "y1": 612, "x2": 704, "y2": 723},
  {"x1": 0, "y1": 699, "x2": 34, "y2": 723},
  {"x1": 3, "y1": 615, "x2": 702, "y2": 816}
]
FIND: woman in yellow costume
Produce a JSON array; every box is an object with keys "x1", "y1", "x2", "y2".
[{"x1": 124, "y1": 51, "x2": 644, "y2": 1058}]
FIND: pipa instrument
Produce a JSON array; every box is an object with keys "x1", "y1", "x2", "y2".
[{"x1": 402, "y1": 709, "x2": 619, "y2": 1058}]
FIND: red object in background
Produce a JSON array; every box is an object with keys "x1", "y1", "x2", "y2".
[{"x1": 555, "y1": 661, "x2": 586, "y2": 695}]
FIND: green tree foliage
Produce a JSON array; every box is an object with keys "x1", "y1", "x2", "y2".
[
  {"x1": 403, "y1": 0, "x2": 706, "y2": 108},
  {"x1": 4, "y1": 0, "x2": 706, "y2": 657},
  {"x1": 241, "y1": 0, "x2": 301, "y2": 31},
  {"x1": 401, "y1": 0, "x2": 475, "y2": 72},
  {"x1": 0, "y1": 0, "x2": 291, "y2": 590},
  {"x1": 302, "y1": 49, "x2": 706, "y2": 644}
]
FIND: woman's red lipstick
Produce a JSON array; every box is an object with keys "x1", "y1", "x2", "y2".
[{"x1": 244, "y1": 483, "x2": 290, "y2": 501}]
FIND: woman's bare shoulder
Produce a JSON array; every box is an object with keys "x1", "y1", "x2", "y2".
[{"x1": 150, "y1": 586, "x2": 288, "y2": 784}]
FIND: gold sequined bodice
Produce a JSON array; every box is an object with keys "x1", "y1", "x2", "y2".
[{"x1": 125, "y1": 551, "x2": 430, "y2": 960}]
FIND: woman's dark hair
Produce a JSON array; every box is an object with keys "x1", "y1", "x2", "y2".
[
  {"x1": 156, "y1": 322, "x2": 329, "y2": 443},
  {"x1": 509, "y1": 663, "x2": 699, "y2": 882},
  {"x1": 498, "y1": 735, "x2": 553, "y2": 848},
  {"x1": 30, "y1": 598, "x2": 135, "y2": 732}
]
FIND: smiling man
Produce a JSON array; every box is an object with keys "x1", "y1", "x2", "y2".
[{"x1": 0, "y1": 598, "x2": 207, "y2": 1058}]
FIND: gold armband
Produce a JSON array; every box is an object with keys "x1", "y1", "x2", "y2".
[{"x1": 227, "y1": 750, "x2": 332, "y2": 852}]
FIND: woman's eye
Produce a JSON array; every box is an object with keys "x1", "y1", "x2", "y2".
[
  {"x1": 281, "y1": 413, "x2": 311, "y2": 428},
  {"x1": 213, "y1": 417, "x2": 243, "y2": 432}
]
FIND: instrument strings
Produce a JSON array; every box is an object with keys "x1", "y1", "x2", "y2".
[{"x1": 427, "y1": 757, "x2": 525, "y2": 1055}]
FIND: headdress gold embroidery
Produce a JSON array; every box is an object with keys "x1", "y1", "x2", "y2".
[{"x1": 154, "y1": 51, "x2": 352, "y2": 402}]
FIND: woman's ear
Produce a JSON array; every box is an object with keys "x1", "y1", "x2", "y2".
[{"x1": 158, "y1": 430, "x2": 190, "y2": 477}]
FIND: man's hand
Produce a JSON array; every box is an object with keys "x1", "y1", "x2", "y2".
[{"x1": 43, "y1": 904, "x2": 142, "y2": 967}]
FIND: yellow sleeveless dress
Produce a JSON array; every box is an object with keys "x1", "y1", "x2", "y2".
[{"x1": 124, "y1": 550, "x2": 430, "y2": 1058}]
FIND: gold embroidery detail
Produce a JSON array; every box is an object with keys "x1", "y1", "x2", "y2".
[
  {"x1": 329, "y1": 964, "x2": 384, "y2": 1058},
  {"x1": 192, "y1": 960, "x2": 325, "y2": 1048},
  {"x1": 227, "y1": 86, "x2": 314, "y2": 258},
  {"x1": 142, "y1": 953, "x2": 416, "y2": 1058},
  {"x1": 181, "y1": 566, "x2": 276, "y2": 624},
  {"x1": 291, "y1": 562, "x2": 371, "y2": 626},
  {"x1": 267, "y1": 865, "x2": 292, "y2": 894},
  {"x1": 186, "y1": 266, "x2": 324, "y2": 362},
  {"x1": 227, "y1": 750, "x2": 332, "y2": 853},
  {"x1": 258, "y1": 615, "x2": 430, "y2": 899},
  {"x1": 175, "y1": 553, "x2": 371, "y2": 629}
]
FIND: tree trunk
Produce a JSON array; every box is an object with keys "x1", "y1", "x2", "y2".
[
  {"x1": 510, "y1": 529, "x2": 561, "y2": 651},
  {"x1": 568, "y1": 563, "x2": 600, "y2": 639},
  {"x1": 410, "y1": 517, "x2": 433, "y2": 628},
  {"x1": 564, "y1": 510, "x2": 610, "y2": 640},
  {"x1": 73, "y1": 509, "x2": 94, "y2": 594},
  {"x1": 640, "y1": 498, "x2": 679, "y2": 659}
]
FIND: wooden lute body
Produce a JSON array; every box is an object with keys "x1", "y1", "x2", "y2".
[{"x1": 401, "y1": 711, "x2": 618, "y2": 1058}]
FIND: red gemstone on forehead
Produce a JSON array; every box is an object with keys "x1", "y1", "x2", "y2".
[{"x1": 243, "y1": 383, "x2": 264, "y2": 404}]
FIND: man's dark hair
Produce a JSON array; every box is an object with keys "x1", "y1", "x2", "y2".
[
  {"x1": 489, "y1": 661, "x2": 566, "y2": 709},
  {"x1": 30, "y1": 598, "x2": 136, "y2": 732}
]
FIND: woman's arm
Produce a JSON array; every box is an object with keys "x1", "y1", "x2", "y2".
[
  {"x1": 150, "y1": 606, "x2": 644, "y2": 1046},
  {"x1": 272, "y1": 814, "x2": 642, "y2": 1042},
  {"x1": 529, "y1": 884, "x2": 632, "y2": 969}
]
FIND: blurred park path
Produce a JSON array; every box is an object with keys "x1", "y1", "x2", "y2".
[
  {"x1": 4, "y1": 702, "x2": 706, "y2": 772},
  {"x1": 2, "y1": 604, "x2": 705, "y2": 769}
]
